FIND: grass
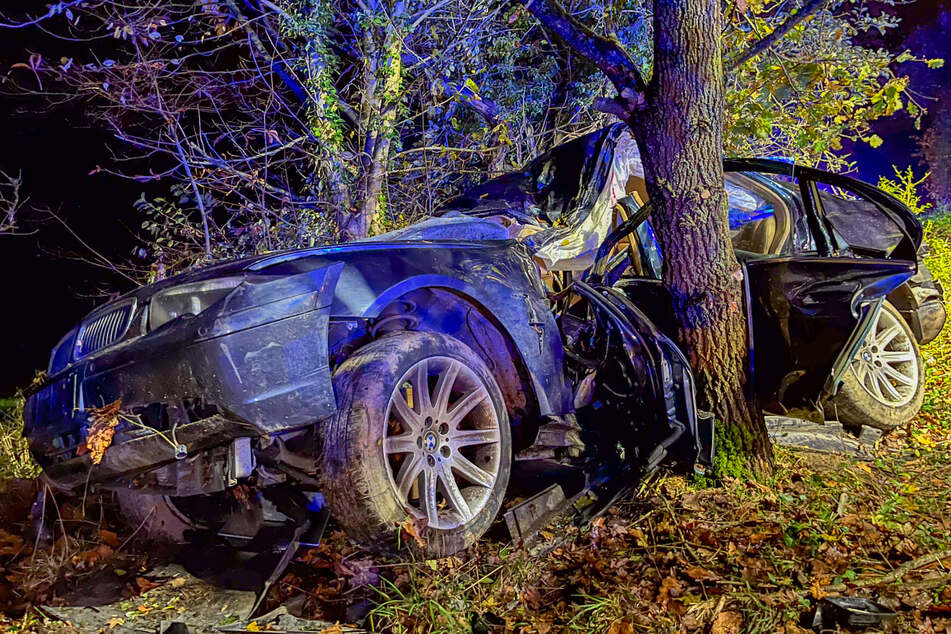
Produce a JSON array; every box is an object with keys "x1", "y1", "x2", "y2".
[{"x1": 918, "y1": 214, "x2": 951, "y2": 437}]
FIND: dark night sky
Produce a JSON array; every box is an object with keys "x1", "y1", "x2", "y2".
[
  {"x1": 0, "y1": 1, "x2": 948, "y2": 394},
  {"x1": 0, "y1": 4, "x2": 149, "y2": 393}
]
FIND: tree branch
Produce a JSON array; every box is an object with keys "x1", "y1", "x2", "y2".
[
  {"x1": 727, "y1": 0, "x2": 828, "y2": 69},
  {"x1": 0, "y1": 170, "x2": 23, "y2": 234},
  {"x1": 517, "y1": 0, "x2": 646, "y2": 98}
]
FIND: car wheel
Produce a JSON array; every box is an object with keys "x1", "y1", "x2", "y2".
[
  {"x1": 319, "y1": 330, "x2": 511, "y2": 557},
  {"x1": 116, "y1": 490, "x2": 193, "y2": 543},
  {"x1": 116, "y1": 490, "x2": 252, "y2": 543},
  {"x1": 831, "y1": 301, "x2": 925, "y2": 431}
]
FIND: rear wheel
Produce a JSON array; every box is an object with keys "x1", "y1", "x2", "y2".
[
  {"x1": 319, "y1": 331, "x2": 511, "y2": 557},
  {"x1": 831, "y1": 301, "x2": 924, "y2": 431}
]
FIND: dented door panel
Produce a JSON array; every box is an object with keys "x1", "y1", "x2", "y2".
[{"x1": 743, "y1": 256, "x2": 916, "y2": 408}]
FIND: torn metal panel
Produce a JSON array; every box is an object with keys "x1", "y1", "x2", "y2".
[{"x1": 504, "y1": 484, "x2": 567, "y2": 542}]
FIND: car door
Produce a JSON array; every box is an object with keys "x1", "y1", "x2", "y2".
[
  {"x1": 724, "y1": 159, "x2": 921, "y2": 410},
  {"x1": 603, "y1": 161, "x2": 919, "y2": 412}
]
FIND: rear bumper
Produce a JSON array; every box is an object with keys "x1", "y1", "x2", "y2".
[{"x1": 25, "y1": 308, "x2": 336, "y2": 491}]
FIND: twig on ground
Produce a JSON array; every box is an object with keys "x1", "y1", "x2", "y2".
[
  {"x1": 823, "y1": 549, "x2": 951, "y2": 592},
  {"x1": 116, "y1": 505, "x2": 156, "y2": 554}
]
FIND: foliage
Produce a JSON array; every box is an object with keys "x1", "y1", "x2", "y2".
[
  {"x1": 918, "y1": 215, "x2": 951, "y2": 434},
  {"x1": 878, "y1": 166, "x2": 933, "y2": 215},
  {"x1": 0, "y1": 396, "x2": 38, "y2": 481},
  {"x1": 723, "y1": 0, "x2": 943, "y2": 172},
  {"x1": 2, "y1": 0, "x2": 937, "y2": 279}
]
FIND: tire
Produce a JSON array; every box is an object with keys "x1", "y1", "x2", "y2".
[
  {"x1": 117, "y1": 489, "x2": 261, "y2": 544},
  {"x1": 116, "y1": 490, "x2": 193, "y2": 543},
  {"x1": 830, "y1": 301, "x2": 925, "y2": 431},
  {"x1": 319, "y1": 331, "x2": 512, "y2": 557}
]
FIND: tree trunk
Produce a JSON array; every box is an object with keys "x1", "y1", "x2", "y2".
[
  {"x1": 629, "y1": 0, "x2": 773, "y2": 475},
  {"x1": 338, "y1": 27, "x2": 402, "y2": 241}
]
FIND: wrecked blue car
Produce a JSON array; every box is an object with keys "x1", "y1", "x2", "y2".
[{"x1": 24, "y1": 124, "x2": 942, "y2": 556}]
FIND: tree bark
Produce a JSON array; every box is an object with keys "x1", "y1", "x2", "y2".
[
  {"x1": 631, "y1": 0, "x2": 773, "y2": 475},
  {"x1": 338, "y1": 26, "x2": 402, "y2": 240},
  {"x1": 519, "y1": 0, "x2": 774, "y2": 475}
]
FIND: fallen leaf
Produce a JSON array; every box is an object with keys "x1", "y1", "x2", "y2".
[
  {"x1": 170, "y1": 577, "x2": 187, "y2": 588},
  {"x1": 99, "y1": 529, "x2": 120, "y2": 547},
  {"x1": 134, "y1": 576, "x2": 161, "y2": 593},
  {"x1": 333, "y1": 558, "x2": 379, "y2": 589},
  {"x1": 607, "y1": 620, "x2": 634, "y2": 634},
  {"x1": 72, "y1": 548, "x2": 105, "y2": 570},
  {"x1": 711, "y1": 610, "x2": 743, "y2": 634},
  {"x1": 399, "y1": 516, "x2": 427, "y2": 548},
  {"x1": 684, "y1": 566, "x2": 718, "y2": 582},
  {"x1": 86, "y1": 400, "x2": 122, "y2": 464},
  {"x1": 0, "y1": 530, "x2": 24, "y2": 556}
]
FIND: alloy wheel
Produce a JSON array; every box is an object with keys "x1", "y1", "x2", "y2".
[
  {"x1": 849, "y1": 306, "x2": 919, "y2": 407},
  {"x1": 383, "y1": 356, "x2": 502, "y2": 530}
]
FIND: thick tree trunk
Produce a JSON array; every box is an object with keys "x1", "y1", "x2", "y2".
[
  {"x1": 516, "y1": 0, "x2": 775, "y2": 476},
  {"x1": 629, "y1": 0, "x2": 773, "y2": 475}
]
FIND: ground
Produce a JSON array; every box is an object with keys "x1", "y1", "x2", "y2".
[{"x1": 1, "y1": 220, "x2": 951, "y2": 633}]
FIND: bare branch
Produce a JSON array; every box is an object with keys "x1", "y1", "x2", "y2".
[
  {"x1": 0, "y1": 170, "x2": 24, "y2": 235},
  {"x1": 517, "y1": 0, "x2": 646, "y2": 95}
]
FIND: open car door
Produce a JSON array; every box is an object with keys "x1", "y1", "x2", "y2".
[
  {"x1": 596, "y1": 161, "x2": 920, "y2": 414},
  {"x1": 724, "y1": 160, "x2": 920, "y2": 411}
]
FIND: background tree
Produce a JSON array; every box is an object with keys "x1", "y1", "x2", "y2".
[{"x1": 921, "y1": 99, "x2": 951, "y2": 210}]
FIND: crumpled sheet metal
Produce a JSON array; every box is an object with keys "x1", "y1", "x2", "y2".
[
  {"x1": 523, "y1": 125, "x2": 644, "y2": 271},
  {"x1": 440, "y1": 123, "x2": 646, "y2": 271}
]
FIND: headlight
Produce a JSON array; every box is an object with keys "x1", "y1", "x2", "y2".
[{"x1": 149, "y1": 278, "x2": 243, "y2": 331}]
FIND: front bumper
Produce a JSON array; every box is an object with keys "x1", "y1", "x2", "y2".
[{"x1": 25, "y1": 307, "x2": 336, "y2": 491}]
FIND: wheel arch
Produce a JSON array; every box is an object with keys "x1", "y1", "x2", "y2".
[
  {"x1": 885, "y1": 283, "x2": 927, "y2": 343},
  {"x1": 369, "y1": 286, "x2": 542, "y2": 450}
]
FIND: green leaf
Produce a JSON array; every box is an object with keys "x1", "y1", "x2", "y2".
[{"x1": 868, "y1": 134, "x2": 884, "y2": 149}]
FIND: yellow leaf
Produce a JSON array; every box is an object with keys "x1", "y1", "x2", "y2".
[{"x1": 85, "y1": 400, "x2": 122, "y2": 464}]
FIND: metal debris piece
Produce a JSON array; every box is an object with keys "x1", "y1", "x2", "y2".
[
  {"x1": 811, "y1": 597, "x2": 897, "y2": 630},
  {"x1": 515, "y1": 415, "x2": 586, "y2": 461},
  {"x1": 247, "y1": 507, "x2": 329, "y2": 620},
  {"x1": 765, "y1": 416, "x2": 881, "y2": 459},
  {"x1": 504, "y1": 484, "x2": 567, "y2": 542}
]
